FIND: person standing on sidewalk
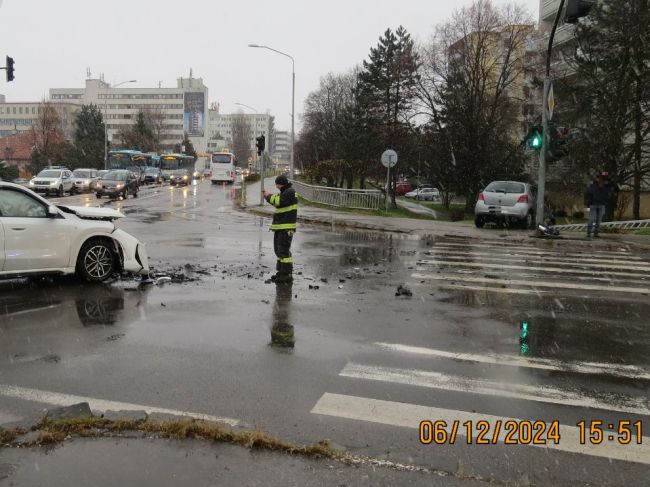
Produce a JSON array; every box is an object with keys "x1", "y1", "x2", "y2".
[
  {"x1": 584, "y1": 172, "x2": 613, "y2": 238},
  {"x1": 262, "y1": 175, "x2": 297, "y2": 283}
]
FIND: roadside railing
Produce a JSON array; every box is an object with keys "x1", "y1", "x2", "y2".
[
  {"x1": 553, "y1": 219, "x2": 650, "y2": 232},
  {"x1": 292, "y1": 180, "x2": 384, "y2": 210}
]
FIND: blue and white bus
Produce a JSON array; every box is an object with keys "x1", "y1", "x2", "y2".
[{"x1": 160, "y1": 153, "x2": 196, "y2": 186}]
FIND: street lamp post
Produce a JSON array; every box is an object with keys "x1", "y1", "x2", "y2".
[
  {"x1": 104, "y1": 79, "x2": 137, "y2": 169},
  {"x1": 247, "y1": 44, "x2": 295, "y2": 181}
]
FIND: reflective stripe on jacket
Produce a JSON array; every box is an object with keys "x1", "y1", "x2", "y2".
[{"x1": 265, "y1": 185, "x2": 297, "y2": 231}]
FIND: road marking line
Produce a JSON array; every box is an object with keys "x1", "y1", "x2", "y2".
[
  {"x1": 339, "y1": 363, "x2": 650, "y2": 415},
  {"x1": 412, "y1": 273, "x2": 650, "y2": 295},
  {"x1": 430, "y1": 243, "x2": 643, "y2": 260},
  {"x1": 311, "y1": 393, "x2": 650, "y2": 465},
  {"x1": 417, "y1": 260, "x2": 650, "y2": 280},
  {"x1": 435, "y1": 242, "x2": 641, "y2": 260},
  {"x1": 437, "y1": 284, "x2": 548, "y2": 295},
  {"x1": 424, "y1": 251, "x2": 650, "y2": 270},
  {"x1": 0, "y1": 384, "x2": 239, "y2": 426},
  {"x1": 373, "y1": 343, "x2": 650, "y2": 381}
]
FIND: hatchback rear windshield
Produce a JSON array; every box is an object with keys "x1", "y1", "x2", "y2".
[
  {"x1": 104, "y1": 171, "x2": 128, "y2": 181},
  {"x1": 485, "y1": 182, "x2": 525, "y2": 194}
]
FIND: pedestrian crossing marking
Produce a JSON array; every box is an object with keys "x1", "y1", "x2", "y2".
[
  {"x1": 373, "y1": 342, "x2": 650, "y2": 381},
  {"x1": 339, "y1": 363, "x2": 650, "y2": 415},
  {"x1": 311, "y1": 393, "x2": 650, "y2": 465},
  {"x1": 431, "y1": 242, "x2": 641, "y2": 259},
  {"x1": 424, "y1": 250, "x2": 650, "y2": 269},
  {"x1": 437, "y1": 284, "x2": 547, "y2": 295},
  {"x1": 412, "y1": 273, "x2": 650, "y2": 295},
  {"x1": 417, "y1": 259, "x2": 650, "y2": 280}
]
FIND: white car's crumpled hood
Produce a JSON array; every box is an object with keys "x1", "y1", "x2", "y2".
[{"x1": 58, "y1": 205, "x2": 125, "y2": 221}]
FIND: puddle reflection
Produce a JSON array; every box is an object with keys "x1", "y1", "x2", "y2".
[{"x1": 270, "y1": 282, "x2": 294, "y2": 349}]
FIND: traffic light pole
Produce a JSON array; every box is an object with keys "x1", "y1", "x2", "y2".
[
  {"x1": 260, "y1": 151, "x2": 265, "y2": 206},
  {"x1": 536, "y1": 0, "x2": 565, "y2": 227}
]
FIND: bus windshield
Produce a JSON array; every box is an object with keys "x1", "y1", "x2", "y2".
[
  {"x1": 212, "y1": 154, "x2": 233, "y2": 164},
  {"x1": 161, "y1": 156, "x2": 194, "y2": 171},
  {"x1": 107, "y1": 153, "x2": 133, "y2": 170}
]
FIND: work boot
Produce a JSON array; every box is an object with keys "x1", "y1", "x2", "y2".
[{"x1": 273, "y1": 273, "x2": 293, "y2": 284}]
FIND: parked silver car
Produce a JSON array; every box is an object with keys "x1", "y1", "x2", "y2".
[{"x1": 474, "y1": 181, "x2": 535, "y2": 229}]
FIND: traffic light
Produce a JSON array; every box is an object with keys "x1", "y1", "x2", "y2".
[
  {"x1": 526, "y1": 126, "x2": 543, "y2": 150},
  {"x1": 547, "y1": 126, "x2": 570, "y2": 162},
  {"x1": 256, "y1": 135, "x2": 265, "y2": 156},
  {"x1": 6, "y1": 56, "x2": 15, "y2": 82},
  {"x1": 565, "y1": 0, "x2": 594, "y2": 24}
]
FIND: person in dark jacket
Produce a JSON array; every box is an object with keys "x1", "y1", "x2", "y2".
[
  {"x1": 263, "y1": 175, "x2": 297, "y2": 283},
  {"x1": 584, "y1": 172, "x2": 613, "y2": 238}
]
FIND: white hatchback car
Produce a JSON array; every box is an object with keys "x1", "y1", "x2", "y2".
[{"x1": 0, "y1": 182, "x2": 149, "y2": 282}]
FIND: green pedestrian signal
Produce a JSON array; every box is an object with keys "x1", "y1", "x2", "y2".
[{"x1": 527, "y1": 127, "x2": 542, "y2": 150}]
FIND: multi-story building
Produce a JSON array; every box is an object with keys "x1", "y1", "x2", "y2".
[
  {"x1": 50, "y1": 77, "x2": 208, "y2": 153},
  {"x1": 272, "y1": 130, "x2": 290, "y2": 167},
  {"x1": 0, "y1": 95, "x2": 78, "y2": 139},
  {"x1": 207, "y1": 106, "x2": 274, "y2": 156}
]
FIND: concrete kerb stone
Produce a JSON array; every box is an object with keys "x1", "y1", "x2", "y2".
[
  {"x1": 45, "y1": 403, "x2": 93, "y2": 422},
  {"x1": 241, "y1": 205, "x2": 650, "y2": 253},
  {"x1": 103, "y1": 410, "x2": 148, "y2": 423}
]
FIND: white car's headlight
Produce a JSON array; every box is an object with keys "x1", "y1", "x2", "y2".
[
  {"x1": 29, "y1": 181, "x2": 35, "y2": 186},
  {"x1": 182, "y1": 175, "x2": 188, "y2": 180},
  {"x1": 50, "y1": 181, "x2": 58, "y2": 186},
  {"x1": 116, "y1": 183, "x2": 124, "y2": 189}
]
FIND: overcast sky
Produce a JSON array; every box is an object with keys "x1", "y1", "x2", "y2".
[{"x1": 0, "y1": 0, "x2": 539, "y2": 131}]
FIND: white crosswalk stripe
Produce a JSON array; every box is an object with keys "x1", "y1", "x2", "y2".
[
  {"x1": 311, "y1": 393, "x2": 650, "y2": 465},
  {"x1": 311, "y1": 242, "x2": 650, "y2": 465}
]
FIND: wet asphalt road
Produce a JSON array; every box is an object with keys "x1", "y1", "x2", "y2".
[{"x1": 1, "y1": 180, "x2": 650, "y2": 486}]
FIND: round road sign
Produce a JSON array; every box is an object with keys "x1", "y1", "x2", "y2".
[{"x1": 381, "y1": 149, "x2": 398, "y2": 168}]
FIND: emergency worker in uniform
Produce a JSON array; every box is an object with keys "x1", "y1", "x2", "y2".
[{"x1": 262, "y1": 175, "x2": 297, "y2": 283}]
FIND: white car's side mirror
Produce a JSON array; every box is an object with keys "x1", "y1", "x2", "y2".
[{"x1": 47, "y1": 205, "x2": 59, "y2": 218}]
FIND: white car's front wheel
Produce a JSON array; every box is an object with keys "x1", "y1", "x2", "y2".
[{"x1": 77, "y1": 239, "x2": 116, "y2": 282}]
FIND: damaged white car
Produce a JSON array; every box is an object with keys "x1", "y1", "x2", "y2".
[{"x1": 0, "y1": 182, "x2": 149, "y2": 282}]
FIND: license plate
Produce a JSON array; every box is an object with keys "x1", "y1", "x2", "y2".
[{"x1": 488, "y1": 206, "x2": 501, "y2": 213}]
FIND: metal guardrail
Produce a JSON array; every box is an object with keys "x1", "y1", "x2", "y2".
[
  {"x1": 292, "y1": 180, "x2": 384, "y2": 210},
  {"x1": 554, "y1": 220, "x2": 650, "y2": 232}
]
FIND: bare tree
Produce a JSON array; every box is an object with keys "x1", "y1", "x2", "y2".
[
  {"x1": 30, "y1": 101, "x2": 68, "y2": 170},
  {"x1": 231, "y1": 115, "x2": 252, "y2": 166},
  {"x1": 417, "y1": 0, "x2": 534, "y2": 209}
]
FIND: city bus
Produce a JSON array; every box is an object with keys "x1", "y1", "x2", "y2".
[
  {"x1": 160, "y1": 153, "x2": 196, "y2": 186},
  {"x1": 210, "y1": 151, "x2": 236, "y2": 184},
  {"x1": 107, "y1": 150, "x2": 158, "y2": 183}
]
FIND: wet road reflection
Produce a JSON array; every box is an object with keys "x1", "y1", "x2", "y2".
[{"x1": 270, "y1": 283, "x2": 295, "y2": 349}]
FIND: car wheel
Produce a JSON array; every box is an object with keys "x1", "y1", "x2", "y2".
[
  {"x1": 70, "y1": 185, "x2": 76, "y2": 196},
  {"x1": 96, "y1": 193, "x2": 102, "y2": 199},
  {"x1": 475, "y1": 216, "x2": 485, "y2": 228},
  {"x1": 76, "y1": 239, "x2": 116, "y2": 282},
  {"x1": 523, "y1": 212, "x2": 534, "y2": 229},
  {"x1": 122, "y1": 188, "x2": 128, "y2": 200},
  {"x1": 57, "y1": 186, "x2": 64, "y2": 197}
]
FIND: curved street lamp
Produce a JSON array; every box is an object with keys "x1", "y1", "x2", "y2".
[{"x1": 247, "y1": 44, "x2": 295, "y2": 179}]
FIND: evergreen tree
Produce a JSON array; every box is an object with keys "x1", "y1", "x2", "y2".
[
  {"x1": 566, "y1": 0, "x2": 650, "y2": 219},
  {"x1": 181, "y1": 132, "x2": 198, "y2": 159},
  {"x1": 70, "y1": 104, "x2": 105, "y2": 169},
  {"x1": 357, "y1": 26, "x2": 420, "y2": 206}
]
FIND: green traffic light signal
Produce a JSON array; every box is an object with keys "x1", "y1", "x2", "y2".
[{"x1": 530, "y1": 134, "x2": 541, "y2": 149}]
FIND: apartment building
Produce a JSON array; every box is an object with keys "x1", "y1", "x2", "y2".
[{"x1": 0, "y1": 95, "x2": 78, "y2": 139}]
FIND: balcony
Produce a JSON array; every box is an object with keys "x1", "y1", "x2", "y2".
[{"x1": 541, "y1": 0, "x2": 562, "y2": 22}]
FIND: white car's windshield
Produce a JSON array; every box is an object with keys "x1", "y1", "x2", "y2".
[{"x1": 37, "y1": 170, "x2": 62, "y2": 178}]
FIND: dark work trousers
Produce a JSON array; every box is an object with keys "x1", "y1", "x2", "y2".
[{"x1": 273, "y1": 230, "x2": 294, "y2": 275}]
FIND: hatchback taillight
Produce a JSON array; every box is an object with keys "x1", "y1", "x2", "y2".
[
  {"x1": 478, "y1": 192, "x2": 485, "y2": 201},
  {"x1": 517, "y1": 194, "x2": 529, "y2": 203}
]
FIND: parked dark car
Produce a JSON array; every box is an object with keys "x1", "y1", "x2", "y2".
[
  {"x1": 395, "y1": 182, "x2": 413, "y2": 196},
  {"x1": 144, "y1": 167, "x2": 163, "y2": 184},
  {"x1": 95, "y1": 170, "x2": 139, "y2": 199}
]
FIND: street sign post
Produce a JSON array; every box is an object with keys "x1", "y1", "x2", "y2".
[{"x1": 381, "y1": 149, "x2": 398, "y2": 212}]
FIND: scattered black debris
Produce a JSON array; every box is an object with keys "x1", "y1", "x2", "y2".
[
  {"x1": 106, "y1": 334, "x2": 125, "y2": 342},
  {"x1": 339, "y1": 279, "x2": 346, "y2": 283},
  {"x1": 261, "y1": 299, "x2": 270, "y2": 304},
  {"x1": 161, "y1": 303, "x2": 166, "y2": 307},
  {"x1": 308, "y1": 285, "x2": 320, "y2": 290},
  {"x1": 320, "y1": 278, "x2": 328, "y2": 283},
  {"x1": 395, "y1": 285, "x2": 413, "y2": 297}
]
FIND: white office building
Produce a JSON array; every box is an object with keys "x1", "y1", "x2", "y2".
[
  {"x1": 207, "y1": 107, "x2": 273, "y2": 155},
  {"x1": 0, "y1": 95, "x2": 78, "y2": 139},
  {"x1": 50, "y1": 77, "x2": 209, "y2": 153}
]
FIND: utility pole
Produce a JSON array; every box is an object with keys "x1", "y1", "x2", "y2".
[{"x1": 536, "y1": 0, "x2": 566, "y2": 227}]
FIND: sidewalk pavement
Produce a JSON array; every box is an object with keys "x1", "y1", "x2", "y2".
[{"x1": 242, "y1": 178, "x2": 650, "y2": 253}]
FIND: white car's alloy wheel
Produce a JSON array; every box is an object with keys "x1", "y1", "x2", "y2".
[{"x1": 83, "y1": 244, "x2": 114, "y2": 280}]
